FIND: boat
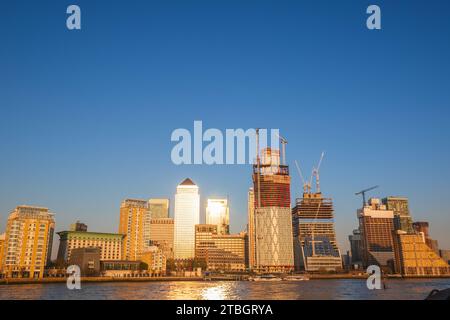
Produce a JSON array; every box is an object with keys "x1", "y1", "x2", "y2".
[
  {"x1": 283, "y1": 275, "x2": 310, "y2": 281},
  {"x1": 248, "y1": 274, "x2": 283, "y2": 282}
]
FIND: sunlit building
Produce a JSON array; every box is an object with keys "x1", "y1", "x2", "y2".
[
  {"x1": 69, "y1": 221, "x2": 88, "y2": 232},
  {"x1": 195, "y1": 224, "x2": 247, "y2": 272},
  {"x1": 149, "y1": 198, "x2": 170, "y2": 219},
  {"x1": 206, "y1": 198, "x2": 230, "y2": 235},
  {"x1": 292, "y1": 192, "x2": 342, "y2": 272},
  {"x1": 57, "y1": 230, "x2": 124, "y2": 262},
  {"x1": 393, "y1": 231, "x2": 450, "y2": 276},
  {"x1": 0, "y1": 234, "x2": 5, "y2": 275},
  {"x1": 413, "y1": 221, "x2": 440, "y2": 255},
  {"x1": 119, "y1": 199, "x2": 150, "y2": 260},
  {"x1": 358, "y1": 198, "x2": 395, "y2": 269},
  {"x1": 174, "y1": 178, "x2": 200, "y2": 260},
  {"x1": 252, "y1": 148, "x2": 294, "y2": 273},
  {"x1": 140, "y1": 246, "x2": 167, "y2": 276},
  {"x1": 149, "y1": 218, "x2": 174, "y2": 259},
  {"x1": 2, "y1": 206, "x2": 55, "y2": 278},
  {"x1": 247, "y1": 188, "x2": 256, "y2": 269}
]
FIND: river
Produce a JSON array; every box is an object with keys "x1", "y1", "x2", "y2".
[{"x1": 1, "y1": 279, "x2": 449, "y2": 300}]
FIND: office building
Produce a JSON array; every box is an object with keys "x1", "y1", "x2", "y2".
[
  {"x1": 382, "y1": 197, "x2": 414, "y2": 233},
  {"x1": 119, "y1": 199, "x2": 150, "y2": 260},
  {"x1": 206, "y1": 198, "x2": 230, "y2": 235},
  {"x1": 68, "y1": 247, "x2": 101, "y2": 276},
  {"x1": 149, "y1": 198, "x2": 170, "y2": 219},
  {"x1": 293, "y1": 192, "x2": 342, "y2": 272},
  {"x1": 393, "y1": 231, "x2": 450, "y2": 276},
  {"x1": 149, "y1": 218, "x2": 174, "y2": 259},
  {"x1": 252, "y1": 147, "x2": 294, "y2": 273},
  {"x1": 2, "y1": 206, "x2": 55, "y2": 278},
  {"x1": 348, "y1": 229, "x2": 363, "y2": 266},
  {"x1": 247, "y1": 188, "x2": 256, "y2": 269},
  {"x1": 174, "y1": 178, "x2": 200, "y2": 260},
  {"x1": 195, "y1": 224, "x2": 247, "y2": 272},
  {"x1": 69, "y1": 221, "x2": 88, "y2": 232},
  {"x1": 0, "y1": 234, "x2": 5, "y2": 275},
  {"x1": 413, "y1": 222, "x2": 440, "y2": 255},
  {"x1": 140, "y1": 246, "x2": 167, "y2": 276},
  {"x1": 358, "y1": 198, "x2": 395, "y2": 269},
  {"x1": 57, "y1": 231, "x2": 124, "y2": 262}
]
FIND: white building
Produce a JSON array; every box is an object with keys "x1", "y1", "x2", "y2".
[
  {"x1": 206, "y1": 198, "x2": 230, "y2": 235},
  {"x1": 174, "y1": 178, "x2": 200, "y2": 260}
]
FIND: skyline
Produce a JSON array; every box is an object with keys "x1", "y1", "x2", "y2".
[{"x1": 1, "y1": 0, "x2": 450, "y2": 256}]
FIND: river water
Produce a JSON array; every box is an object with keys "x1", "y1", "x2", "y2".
[{"x1": 1, "y1": 279, "x2": 449, "y2": 300}]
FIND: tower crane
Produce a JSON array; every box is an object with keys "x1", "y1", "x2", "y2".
[{"x1": 355, "y1": 185, "x2": 379, "y2": 207}]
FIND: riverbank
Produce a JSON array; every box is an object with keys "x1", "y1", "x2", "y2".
[{"x1": 1, "y1": 274, "x2": 450, "y2": 285}]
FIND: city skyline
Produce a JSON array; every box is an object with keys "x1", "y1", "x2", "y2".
[{"x1": 2, "y1": 0, "x2": 450, "y2": 257}]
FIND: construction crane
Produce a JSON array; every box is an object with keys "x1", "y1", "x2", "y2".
[
  {"x1": 294, "y1": 160, "x2": 311, "y2": 194},
  {"x1": 275, "y1": 133, "x2": 288, "y2": 165},
  {"x1": 355, "y1": 185, "x2": 379, "y2": 207},
  {"x1": 309, "y1": 152, "x2": 325, "y2": 193}
]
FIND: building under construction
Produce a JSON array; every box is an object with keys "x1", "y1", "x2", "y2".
[
  {"x1": 251, "y1": 143, "x2": 294, "y2": 273},
  {"x1": 291, "y1": 154, "x2": 342, "y2": 272}
]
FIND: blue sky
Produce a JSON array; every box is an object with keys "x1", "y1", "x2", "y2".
[{"x1": 1, "y1": 0, "x2": 450, "y2": 257}]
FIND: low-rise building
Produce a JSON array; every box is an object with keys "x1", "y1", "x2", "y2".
[
  {"x1": 195, "y1": 224, "x2": 246, "y2": 272},
  {"x1": 100, "y1": 260, "x2": 143, "y2": 277},
  {"x1": 57, "y1": 231, "x2": 124, "y2": 262},
  {"x1": 68, "y1": 247, "x2": 101, "y2": 277},
  {"x1": 140, "y1": 246, "x2": 167, "y2": 276}
]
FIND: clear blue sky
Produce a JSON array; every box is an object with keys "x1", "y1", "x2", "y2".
[{"x1": 1, "y1": 0, "x2": 450, "y2": 257}]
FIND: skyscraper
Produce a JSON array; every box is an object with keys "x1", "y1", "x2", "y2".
[
  {"x1": 348, "y1": 229, "x2": 363, "y2": 266},
  {"x1": 382, "y1": 197, "x2": 414, "y2": 233},
  {"x1": 2, "y1": 206, "x2": 55, "y2": 278},
  {"x1": 148, "y1": 198, "x2": 170, "y2": 219},
  {"x1": 292, "y1": 192, "x2": 342, "y2": 272},
  {"x1": 358, "y1": 198, "x2": 395, "y2": 269},
  {"x1": 247, "y1": 187, "x2": 256, "y2": 269},
  {"x1": 174, "y1": 178, "x2": 200, "y2": 260},
  {"x1": 252, "y1": 147, "x2": 294, "y2": 273},
  {"x1": 149, "y1": 218, "x2": 174, "y2": 259},
  {"x1": 119, "y1": 199, "x2": 150, "y2": 260},
  {"x1": 206, "y1": 198, "x2": 230, "y2": 235}
]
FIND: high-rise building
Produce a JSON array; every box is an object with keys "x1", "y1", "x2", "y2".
[
  {"x1": 57, "y1": 231, "x2": 124, "y2": 262},
  {"x1": 348, "y1": 229, "x2": 363, "y2": 266},
  {"x1": 0, "y1": 233, "x2": 5, "y2": 274},
  {"x1": 292, "y1": 192, "x2": 342, "y2": 272},
  {"x1": 69, "y1": 221, "x2": 88, "y2": 232},
  {"x1": 412, "y1": 221, "x2": 440, "y2": 255},
  {"x1": 149, "y1": 198, "x2": 170, "y2": 219},
  {"x1": 119, "y1": 199, "x2": 150, "y2": 260},
  {"x1": 174, "y1": 178, "x2": 200, "y2": 260},
  {"x1": 149, "y1": 218, "x2": 174, "y2": 259},
  {"x1": 247, "y1": 188, "x2": 256, "y2": 269},
  {"x1": 382, "y1": 197, "x2": 414, "y2": 233},
  {"x1": 195, "y1": 224, "x2": 247, "y2": 272},
  {"x1": 2, "y1": 206, "x2": 55, "y2": 278},
  {"x1": 358, "y1": 198, "x2": 395, "y2": 269},
  {"x1": 206, "y1": 198, "x2": 230, "y2": 235},
  {"x1": 252, "y1": 147, "x2": 294, "y2": 273},
  {"x1": 393, "y1": 231, "x2": 450, "y2": 276}
]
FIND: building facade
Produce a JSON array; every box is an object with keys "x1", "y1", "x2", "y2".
[
  {"x1": 70, "y1": 221, "x2": 88, "y2": 232},
  {"x1": 252, "y1": 148, "x2": 294, "y2": 273},
  {"x1": 348, "y1": 229, "x2": 363, "y2": 266},
  {"x1": 393, "y1": 231, "x2": 450, "y2": 276},
  {"x1": 292, "y1": 192, "x2": 342, "y2": 272},
  {"x1": 140, "y1": 246, "x2": 167, "y2": 276},
  {"x1": 206, "y1": 198, "x2": 230, "y2": 235},
  {"x1": 2, "y1": 206, "x2": 55, "y2": 278},
  {"x1": 174, "y1": 178, "x2": 200, "y2": 260},
  {"x1": 149, "y1": 198, "x2": 170, "y2": 219},
  {"x1": 412, "y1": 222, "x2": 440, "y2": 255},
  {"x1": 57, "y1": 231, "x2": 124, "y2": 262},
  {"x1": 195, "y1": 224, "x2": 247, "y2": 272},
  {"x1": 440, "y1": 250, "x2": 450, "y2": 265},
  {"x1": 247, "y1": 188, "x2": 256, "y2": 269},
  {"x1": 358, "y1": 198, "x2": 395, "y2": 269},
  {"x1": 68, "y1": 247, "x2": 101, "y2": 276},
  {"x1": 119, "y1": 199, "x2": 150, "y2": 260},
  {"x1": 0, "y1": 234, "x2": 5, "y2": 275},
  {"x1": 149, "y1": 218, "x2": 174, "y2": 259},
  {"x1": 382, "y1": 197, "x2": 414, "y2": 233}
]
